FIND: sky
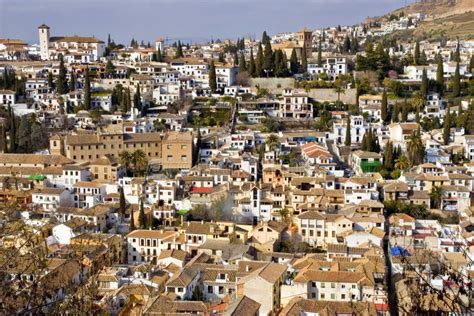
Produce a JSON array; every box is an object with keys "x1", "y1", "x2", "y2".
[{"x1": 0, "y1": 0, "x2": 415, "y2": 45}]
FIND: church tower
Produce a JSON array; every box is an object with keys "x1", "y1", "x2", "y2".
[{"x1": 38, "y1": 24, "x2": 50, "y2": 60}]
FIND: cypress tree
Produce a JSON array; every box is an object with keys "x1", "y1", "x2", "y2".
[
  {"x1": 84, "y1": 67, "x2": 91, "y2": 110},
  {"x1": 218, "y1": 52, "x2": 225, "y2": 63},
  {"x1": 209, "y1": 60, "x2": 217, "y2": 93},
  {"x1": 274, "y1": 50, "x2": 282, "y2": 77},
  {"x1": 17, "y1": 115, "x2": 31, "y2": 152},
  {"x1": 452, "y1": 62, "x2": 460, "y2": 97},
  {"x1": 261, "y1": 31, "x2": 270, "y2": 45},
  {"x1": 317, "y1": 41, "x2": 322, "y2": 66},
  {"x1": 69, "y1": 71, "x2": 76, "y2": 92},
  {"x1": 301, "y1": 47, "x2": 308, "y2": 74},
  {"x1": 105, "y1": 59, "x2": 115, "y2": 78},
  {"x1": 120, "y1": 89, "x2": 128, "y2": 113},
  {"x1": 414, "y1": 41, "x2": 420, "y2": 65},
  {"x1": 138, "y1": 199, "x2": 146, "y2": 228},
  {"x1": 263, "y1": 43, "x2": 274, "y2": 76},
  {"x1": 8, "y1": 105, "x2": 16, "y2": 153},
  {"x1": 464, "y1": 101, "x2": 474, "y2": 134},
  {"x1": 239, "y1": 53, "x2": 247, "y2": 73},
  {"x1": 420, "y1": 68, "x2": 428, "y2": 96},
  {"x1": 469, "y1": 54, "x2": 474, "y2": 73},
  {"x1": 436, "y1": 54, "x2": 444, "y2": 95},
  {"x1": 454, "y1": 41, "x2": 460, "y2": 63},
  {"x1": 156, "y1": 48, "x2": 163, "y2": 62},
  {"x1": 392, "y1": 104, "x2": 400, "y2": 123},
  {"x1": 290, "y1": 48, "x2": 298, "y2": 74},
  {"x1": 443, "y1": 105, "x2": 451, "y2": 145},
  {"x1": 175, "y1": 42, "x2": 183, "y2": 58},
  {"x1": 1, "y1": 124, "x2": 7, "y2": 153},
  {"x1": 256, "y1": 43, "x2": 264, "y2": 77},
  {"x1": 57, "y1": 54, "x2": 67, "y2": 94},
  {"x1": 381, "y1": 89, "x2": 388, "y2": 123},
  {"x1": 343, "y1": 36, "x2": 351, "y2": 53},
  {"x1": 248, "y1": 47, "x2": 256, "y2": 77},
  {"x1": 401, "y1": 98, "x2": 409, "y2": 122},
  {"x1": 344, "y1": 115, "x2": 351, "y2": 146},
  {"x1": 130, "y1": 208, "x2": 135, "y2": 231},
  {"x1": 384, "y1": 141, "x2": 394, "y2": 170},
  {"x1": 233, "y1": 51, "x2": 239, "y2": 67},
  {"x1": 48, "y1": 71, "x2": 54, "y2": 89},
  {"x1": 119, "y1": 187, "x2": 126, "y2": 218},
  {"x1": 134, "y1": 84, "x2": 141, "y2": 110}
]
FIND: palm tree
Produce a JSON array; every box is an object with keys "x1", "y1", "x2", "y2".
[
  {"x1": 333, "y1": 78, "x2": 345, "y2": 106},
  {"x1": 430, "y1": 186, "x2": 443, "y2": 209},
  {"x1": 265, "y1": 134, "x2": 280, "y2": 151},
  {"x1": 394, "y1": 155, "x2": 410, "y2": 171},
  {"x1": 407, "y1": 129, "x2": 424, "y2": 166},
  {"x1": 131, "y1": 150, "x2": 147, "y2": 176},
  {"x1": 119, "y1": 151, "x2": 132, "y2": 172}
]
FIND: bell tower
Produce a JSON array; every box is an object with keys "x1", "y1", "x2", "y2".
[{"x1": 38, "y1": 24, "x2": 50, "y2": 60}]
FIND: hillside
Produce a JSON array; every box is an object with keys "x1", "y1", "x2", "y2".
[
  {"x1": 390, "y1": 0, "x2": 473, "y2": 19},
  {"x1": 367, "y1": 0, "x2": 474, "y2": 41}
]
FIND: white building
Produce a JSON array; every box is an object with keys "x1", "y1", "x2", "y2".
[
  {"x1": 307, "y1": 57, "x2": 347, "y2": 80},
  {"x1": 279, "y1": 89, "x2": 313, "y2": 119},
  {"x1": 0, "y1": 90, "x2": 15, "y2": 105},
  {"x1": 38, "y1": 24, "x2": 105, "y2": 61}
]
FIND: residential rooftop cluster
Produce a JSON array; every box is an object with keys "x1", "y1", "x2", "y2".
[{"x1": 0, "y1": 4, "x2": 473, "y2": 315}]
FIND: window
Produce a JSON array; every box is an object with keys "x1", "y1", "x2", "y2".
[
  {"x1": 331, "y1": 283, "x2": 335, "y2": 288},
  {"x1": 321, "y1": 282, "x2": 325, "y2": 288},
  {"x1": 320, "y1": 293, "x2": 325, "y2": 299},
  {"x1": 330, "y1": 293, "x2": 336, "y2": 300},
  {"x1": 207, "y1": 285, "x2": 213, "y2": 293}
]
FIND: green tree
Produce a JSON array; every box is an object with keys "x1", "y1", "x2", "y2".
[
  {"x1": 265, "y1": 134, "x2": 280, "y2": 151},
  {"x1": 420, "y1": 68, "x2": 428, "y2": 96},
  {"x1": 209, "y1": 60, "x2": 217, "y2": 93},
  {"x1": 131, "y1": 149, "x2": 147, "y2": 175},
  {"x1": 290, "y1": 48, "x2": 298, "y2": 74},
  {"x1": 414, "y1": 41, "x2": 420, "y2": 65},
  {"x1": 344, "y1": 115, "x2": 351, "y2": 146},
  {"x1": 381, "y1": 89, "x2": 389, "y2": 123},
  {"x1": 130, "y1": 208, "x2": 135, "y2": 231},
  {"x1": 83, "y1": 67, "x2": 91, "y2": 110},
  {"x1": 218, "y1": 52, "x2": 225, "y2": 63},
  {"x1": 452, "y1": 62, "x2": 460, "y2": 97},
  {"x1": 119, "y1": 150, "x2": 132, "y2": 171},
  {"x1": 69, "y1": 71, "x2": 76, "y2": 92},
  {"x1": 317, "y1": 41, "x2": 322, "y2": 66},
  {"x1": 134, "y1": 84, "x2": 141, "y2": 110},
  {"x1": 105, "y1": 60, "x2": 115, "y2": 78},
  {"x1": 443, "y1": 105, "x2": 451, "y2": 145},
  {"x1": 301, "y1": 47, "x2": 308, "y2": 74},
  {"x1": 248, "y1": 47, "x2": 256, "y2": 77},
  {"x1": 138, "y1": 199, "x2": 146, "y2": 229},
  {"x1": 239, "y1": 53, "x2": 247, "y2": 73},
  {"x1": 119, "y1": 186, "x2": 126, "y2": 219},
  {"x1": 261, "y1": 31, "x2": 270, "y2": 45},
  {"x1": 47, "y1": 71, "x2": 54, "y2": 89},
  {"x1": 384, "y1": 141, "x2": 394, "y2": 170},
  {"x1": 407, "y1": 128, "x2": 424, "y2": 166},
  {"x1": 436, "y1": 54, "x2": 444, "y2": 95},
  {"x1": 430, "y1": 186, "x2": 443, "y2": 209},
  {"x1": 8, "y1": 105, "x2": 16, "y2": 152},
  {"x1": 256, "y1": 43, "x2": 264, "y2": 77},
  {"x1": 175, "y1": 41, "x2": 183, "y2": 58},
  {"x1": 395, "y1": 155, "x2": 409, "y2": 171},
  {"x1": 16, "y1": 114, "x2": 31, "y2": 152},
  {"x1": 392, "y1": 104, "x2": 400, "y2": 123},
  {"x1": 464, "y1": 101, "x2": 474, "y2": 133},
  {"x1": 401, "y1": 98, "x2": 409, "y2": 122},
  {"x1": 263, "y1": 43, "x2": 274, "y2": 76},
  {"x1": 56, "y1": 54, "x2": 68, "y2": 94},
  {"x1": 469, "y1": 54, "x2": 474, "y2": 73}
]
